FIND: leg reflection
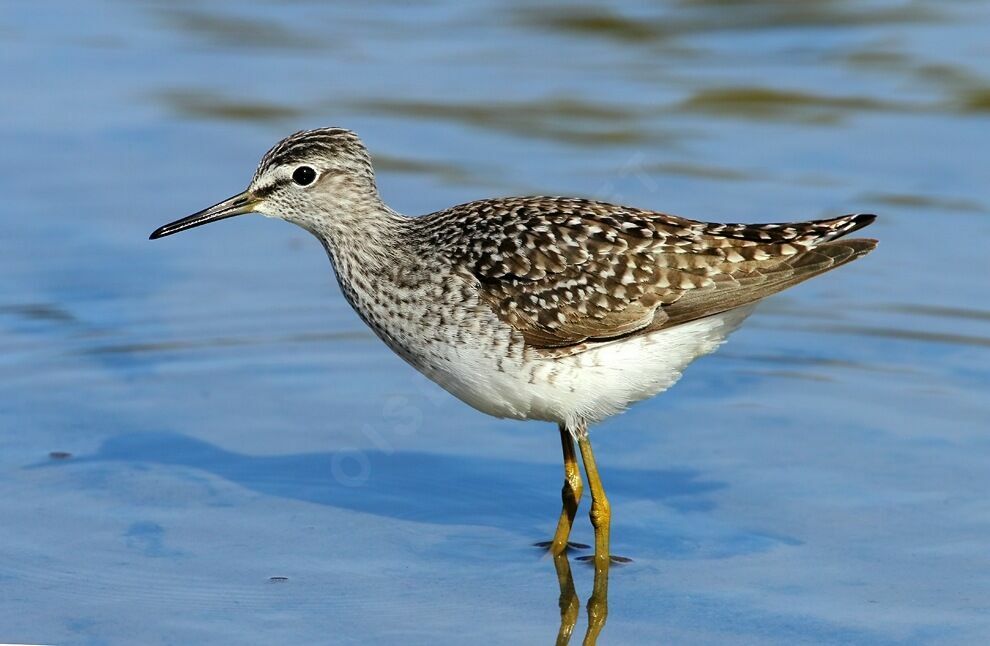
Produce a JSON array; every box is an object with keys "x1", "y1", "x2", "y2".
[
  {"x1": 582, "y1": 555, "x2": 609, "y2": 646},
  {"x1": 551, "y1": 550, "x2": 610, "y2": 645},
  {"x1": 553, "y1": 553, "x2": 580, "y2": 645}
]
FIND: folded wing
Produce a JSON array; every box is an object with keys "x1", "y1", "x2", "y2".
[{"x1": 426, "y1": 197, "x2": 877, "y2": 348}]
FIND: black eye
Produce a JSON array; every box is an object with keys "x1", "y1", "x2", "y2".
[{"x1": 292, "y1": 166, "x2": 316, "y2": 186}]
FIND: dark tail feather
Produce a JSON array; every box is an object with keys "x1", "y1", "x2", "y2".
[{"x1": 816, "y1": 213, "x2": 877, "y2": 242}]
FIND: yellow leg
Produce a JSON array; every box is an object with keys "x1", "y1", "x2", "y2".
[
  {"x1": 549, "y1": 423, "x2": 584, "y2": 555},
  {"x1": 577, "y1": 433, "x2": 610, "y2": 573},
  {"x1": 577, "y1": 430, "x2": 611, "y2": 643}
]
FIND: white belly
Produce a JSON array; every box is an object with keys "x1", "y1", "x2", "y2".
[{"x1": 423, "y1": 305, "x2": 756, "y2": 428}]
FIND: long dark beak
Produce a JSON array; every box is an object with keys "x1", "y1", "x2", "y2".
[{"x1": 149, "y1": 190, "x2": 261, "y2": 240}]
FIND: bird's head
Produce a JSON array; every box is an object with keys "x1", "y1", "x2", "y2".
[{"x1": 150, "y1": 127, "x2": 379, "y2": 239}]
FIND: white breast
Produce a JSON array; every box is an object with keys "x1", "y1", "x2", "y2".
[{"x1": 419, "y1": 305, "x2": 757, "y2": 429}]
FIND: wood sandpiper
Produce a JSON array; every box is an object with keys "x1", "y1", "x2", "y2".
[{"x1": 150, "y1": 127, "x2": 877, "y2": 571}]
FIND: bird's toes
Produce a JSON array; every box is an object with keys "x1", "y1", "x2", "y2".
[
  {"x1": 533, "y1": 540, "x2": 591, "y2": 552},
  {"x1": 576, "y1": 554, "x2": 632, "y2": 565}
]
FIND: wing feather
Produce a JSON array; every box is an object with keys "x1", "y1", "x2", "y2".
[{"x1": 424, "y1": 197, "x2": 876, "y2": 349}]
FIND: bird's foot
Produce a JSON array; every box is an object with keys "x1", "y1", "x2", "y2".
[
  {"x1": 533, "y1": 540, "x2": 591, "y2": 554},
  {"x1": 576, "y1": 554, "x2": 632, "y2": 565}
]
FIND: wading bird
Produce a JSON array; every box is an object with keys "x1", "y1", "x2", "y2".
[{"x1": 151, "y1": 128, "x2": 877, "y2": 570}]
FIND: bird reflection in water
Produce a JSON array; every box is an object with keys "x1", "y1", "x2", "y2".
[{"x1": 551, "y1": 551, "x2": 610, "y2": 645}]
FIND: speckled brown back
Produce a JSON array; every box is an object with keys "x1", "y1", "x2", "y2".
[{"x1": 421, "y1": 196, "x2": 876, "y2": 348}]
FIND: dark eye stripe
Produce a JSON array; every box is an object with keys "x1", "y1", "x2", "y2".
[{"x1": 253, "y1": 177, "x2": 291, "y2": 198}]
